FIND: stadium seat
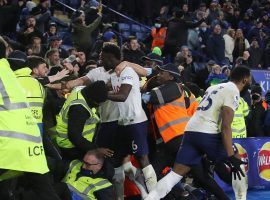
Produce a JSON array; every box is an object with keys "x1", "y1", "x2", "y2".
[{"x1": 118, "y1": 23, "x2": 131, "y2": 32}]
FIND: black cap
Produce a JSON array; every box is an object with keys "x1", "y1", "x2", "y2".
[
  {"x1": 141, "y1": 53, "x2": 163, "y2": 65},
  {"x1": 7, "y1": 50, "x2": 28, "y2": 71},
  {"x1": 157, "y1": 63, "x2": 181, "y2": 80},
  {"x1": 207, "y1": 60, "x2": 216, "y2": 65},
  {"x1": 8, "y1": 50, "x2": 27, "y2": 63},
  {"x1": 81, "y1": 81, "x2": 108, "y2": 104},
  {"x1": 29, "y1": 6, "x2": 42, "y2": 15}
]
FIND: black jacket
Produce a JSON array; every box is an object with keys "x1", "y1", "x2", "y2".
[
  {"x1": 164, "y1": 17, "x2": 204, "y2": 48},
  {"x1": 121, "y1": 43, "x2": 145, "y2": 65},
  {"x1": 247, "y1": 101, "x2": 265, "y2": 137}
]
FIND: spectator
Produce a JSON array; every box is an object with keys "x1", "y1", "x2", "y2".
[
  {"x1": 45, "y1": 48, "x2": 62, "y2": 75},
  {"x1": 182, "y1": 3, "x2": 193, "y2": 21},
  {"x1": 205, "y1": 64, "x2": 227, "y2": 86},
  {"x1": 180, "y1": 52, "x2": 197, "y2": 84},
  {"x1": 71, "y1": 10, "x2": 102, "y2": 54},
  {"x1": 248, "y1": 39, "x2": 263, "y2": 68},
  {"x1": 247, "y1": 84, "x2": 266, "y2": 137},
  {"x1": 62, "y1": 55, "x2": 80, "y2": 78},
  {"x1": 32, "y1": 0, "x2": 51, "y2": 33},
  {"x1": 233, "y1": 29, "x2": 250, "y2": 62},
  {"x1": 238, "y1": 13, "x2": 254, "y2": 37},
  {"x1": 163, "y1": 9, "x2": 204, "y2": 60},
  {"x1": 90, "y1": 31, "x2": 117, "y2": 60},
  {"x1": 230, "y1": 8, "x2": 241, "y2": 30},
  {"x1": 206, "y1": 0, "x2": 221, "y2": 23},
  {"x1": 206, "y1": 24, "x2": 226, "y2": 65},
  {"x1": 211, "y1": 11, "x2": 230, "y2": 33},
  {"x1": 198, "y1": 22, "x2": 211, "y2": 55},
  {"x1": 77, "y1": 51, "x2": 87, "y2": 76},
  {"x1": 19, "y1": 1, "x2": 37, "y2": 28},
  {"x1": 48, "y1": 36, "x2": 69, "y2": 59},
  {"x1": 30, "y1": 36, "x2": 46, "y2": 57},
  {"x1": 263, "y1": 42, "x2": 270, "y2": 69},
  {"x1": 247, "y1": 19, "x2": 265, "y2": 44},
  {"x1": 43, "y1": 22, "x2": 58, "y2": 43},
  {"x1": 195, "y1": 60, "x2": 216, "y2": 90},
  {"x1": 28, "y1": 55, "x2": 68, "y2": 86},
  {"x1": 121, "y1": 36, "x2": 145, "y2": 64},
  {"x1": 17, "y1": 15, "x2": 44, "y2": 46},
  {"x1": 223, "y1": 28, "x2": 235, "y2": 63}
]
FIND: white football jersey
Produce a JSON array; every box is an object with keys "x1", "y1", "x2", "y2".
[
  {"x1": 185, "y1": 82, "x2": 240, "y2": 134},
  {"x1": 86, "y1": 67, "x2": 120, "y2": 123},
  {"x1": 115, "y1": 66, "x2": 147, "y2": 125}
]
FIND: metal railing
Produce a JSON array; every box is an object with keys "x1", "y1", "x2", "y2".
[{"x1": 54, "y1": 0, "x2": 151, "y2": 31}]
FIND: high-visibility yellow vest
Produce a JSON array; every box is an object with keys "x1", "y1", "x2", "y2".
[
  {"x1": 14, "y1": 67, "x2": 45, "y2": 134},
  {"x1": 64, "y1": 160, "x2": 112, "y2": 200},
  {"x1": 232, "y1": 97, "x2": 249, "y2": 138},
  {"x1": 0, "y1": 59, "x2": 48, "y2": 174},
  {"x1": 55, "y1": 89, "x2": 99, "y2": 149}
]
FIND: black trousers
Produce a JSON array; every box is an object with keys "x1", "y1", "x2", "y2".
[
  {"x1": 151, "y1": 135, "x2": 183, "y2": 179},
  {"x1": 0, "y1": 171, "x2": 61, "y2": 200}
]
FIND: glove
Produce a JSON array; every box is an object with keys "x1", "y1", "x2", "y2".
[{"x1": 227, "y1": 155, "x2": 247, "y2": 180}]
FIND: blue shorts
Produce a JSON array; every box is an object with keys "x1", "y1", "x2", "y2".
[
  {"x1": 175, "y1": 131, "x2": 227, "y2": 166},
  {"x1": 117, "y1": 121, "x2": 149, "y2": 157}
]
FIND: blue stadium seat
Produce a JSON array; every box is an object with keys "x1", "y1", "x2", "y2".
[
  {"x1": 122, "y1": 31, "x2": 131, "y2": 39},
  {"x1": 118, "y1": 23, "x2": 130, "y2": 32},
  {"x1": 140, "y1": 26, "x2": 151, "y2": 33},
  {"x1": 136, "y1": 32, "x2": 146, "y2": 41},
  {"x1": 131, "y1": 24, "x2": 141, "y2": 32}
]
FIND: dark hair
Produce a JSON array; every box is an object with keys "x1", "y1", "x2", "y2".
[
  {"x1": 102, "y1": 42, "x2": 121, "y2": 60},
  {"x1": 28, "y1": 56, "x2": 47, "y2": 70},
  {"x1": 175, "y1": 10, "x2": 184, "y2": 18},
  {"x1": 81, "y1": 80, "x2": 108, "y2": 104},
  {"x1": 9, "y1": 60, "x2": 26, "y2": 71},
  {"x1": 128, "y1": 35, "x2": 137, "y2": 43},
  {"x1": 0, "y1": 39, "x2": 6, "y2": 59},
  {"x1": 230, "y1": 66, "x2": 251, "y2": 83}
]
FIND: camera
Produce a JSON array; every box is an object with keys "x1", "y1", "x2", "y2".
[{"x1": 251, "y1": 93, "x2": 261, "y2": 101}]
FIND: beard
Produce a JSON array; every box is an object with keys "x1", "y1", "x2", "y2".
[{"x1": 240, "y1": 84, "x2": 251, "y2": 97}]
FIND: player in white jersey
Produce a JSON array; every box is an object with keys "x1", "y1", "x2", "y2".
[
  {"x1": 145, "y1": 66, "x2": 252, "y2": 200},
  {"x1": 100, "y1": 43, "x2": 157, "y2": 196}
]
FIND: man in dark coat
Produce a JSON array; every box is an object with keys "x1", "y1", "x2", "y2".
[{"x1": 163, "y1": 9, "x2": 204, "y2": 61}]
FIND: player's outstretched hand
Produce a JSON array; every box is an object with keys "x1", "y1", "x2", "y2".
[
  {"x1": 227, "y1": 155, "x2": 247, "y2": 180},
  {"x1": 97, "y1": 148, "x2": 114, "y2": 158}
]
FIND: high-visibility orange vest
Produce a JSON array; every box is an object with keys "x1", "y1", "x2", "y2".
[
  {"x1": 151, "y1": 27, "x2": 167, "y2": 50},
  {"x1": 186, "y1": 93, "x2": 199, "y2": 116},
  {"x1": 153, "y1": 92, "x2": 190, "y2": 143},
  {"x1": 262, "y1": 100, "x2": 267, "y2": 111}
]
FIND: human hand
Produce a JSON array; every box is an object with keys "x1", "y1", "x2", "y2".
[
  {"x1": 98, "y1": 0, "x2": 103, "y2": 15},
  {"x1": 56, "y1": 68, "x2": 69, "y2": 80},
  {"x1": 97, "y1": 148, "x2": 114, "y2": 158},
  {"x1": 25, "y1": 27, "x2": 34, "y2": 34},
  {"x1": 227, "y1": 155, "x2": 247, "y2": 180}
]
